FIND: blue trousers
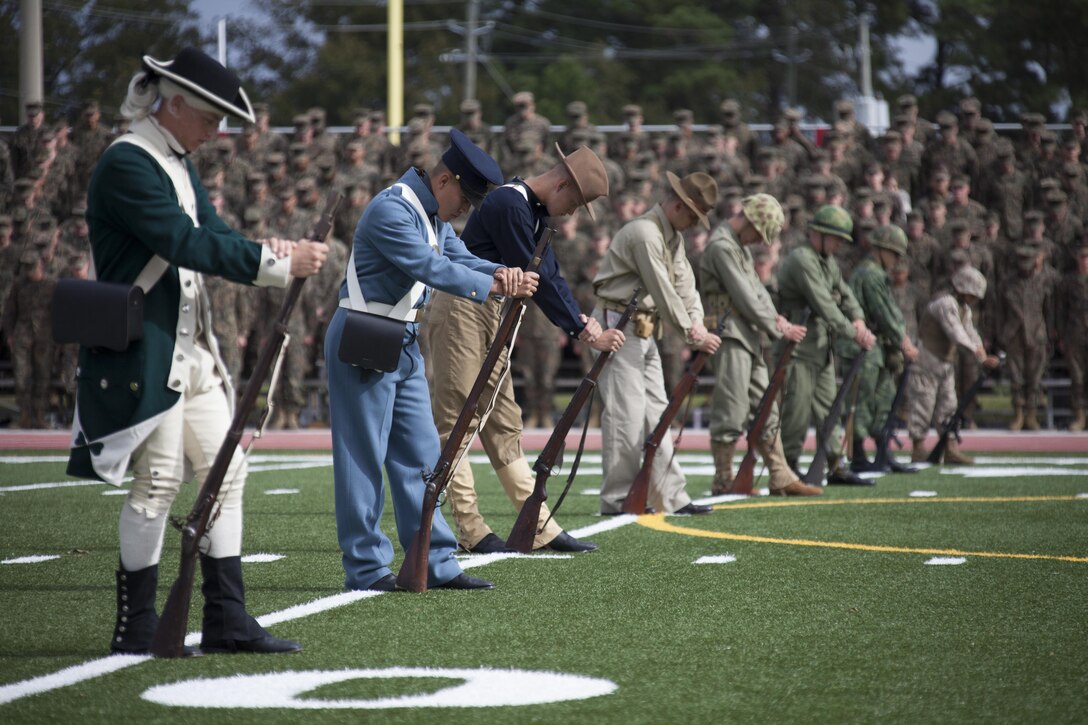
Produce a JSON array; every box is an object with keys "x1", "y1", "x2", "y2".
[{"x1": 325, "y1": 307, "x2": 463, "y2": 590}]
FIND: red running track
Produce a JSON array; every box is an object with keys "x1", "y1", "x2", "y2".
[{"x1": 2, "y1": 428, "x2": 1086, "y2": 453}]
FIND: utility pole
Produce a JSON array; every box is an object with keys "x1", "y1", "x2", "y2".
[
  {"x1": 19, "y1": 0, "x2": 44, "y2": 123},
  {"x1": 859, "y1": 12, "x2": 873, "y2": 97},
  {"x1": 465, "y1": 0, "x2": 479, "y2": 101},
  {"x1": 771, "y1": 25, "x2": 810, "y2": 107}
]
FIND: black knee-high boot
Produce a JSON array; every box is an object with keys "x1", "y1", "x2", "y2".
[
  {"x1": 199, "y1": 554, "x2": 302, "y2": 654},
  {"x1": 110, "y1": 564, "x2": 160, "y2": 654}
]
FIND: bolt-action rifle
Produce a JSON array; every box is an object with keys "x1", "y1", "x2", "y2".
[
  {"x1": 730, "y1": 309, "x2": 811, "y2": 495},
  {"x1": 927, "y1": 353, "x2": 1005, "y2": 464},
  {"x1": 621, "y1": 310, "x2": 730, "y2": 514},
  {"x1": 803, "y1": 351, "x2": 867, "y2": 486},
  {"x1": 506, "y1": 289, "x2": 639, "y2": 553},
  {"x1": 396, "y1": 227, "x2": 555, "y2": 592}
]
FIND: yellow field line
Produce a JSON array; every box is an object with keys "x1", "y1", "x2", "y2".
[{"x1": 637, "y1": 496, "x2": 1088, "y2": 563}]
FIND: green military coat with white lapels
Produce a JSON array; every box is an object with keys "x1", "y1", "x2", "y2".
[{"x1": 68, "y1": 117, "x2": 292, "y2": 484}]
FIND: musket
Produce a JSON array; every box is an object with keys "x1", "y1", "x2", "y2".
[
  {"x1": 928, "y1": 352, "x2": 1005, "y2": 464},
  {"x1": 804, "y1": 351, "x2": 867, "y2": 486},
  {"x1": 730, "y1": 309, "x2": 811, "y2": 495},
  {"x1": 396, "y1": 227, "x2": 555, "y2": 592},
  {"x1": 872, "y1": 361, "x2": 914, "y2": 471},
  {"x1": 506, "y1": 288, "x2": 640, "y2": 553},
  {"x1": 621, "y1": 309, "x2": 730, "y2": 514},
  {"x1": 151, "y1": 191, "x2": 341, "y2": 658}
]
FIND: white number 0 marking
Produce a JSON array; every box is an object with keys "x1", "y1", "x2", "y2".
[{"x1": 142, "y1": 667, "x2": 617, "y2": 709}]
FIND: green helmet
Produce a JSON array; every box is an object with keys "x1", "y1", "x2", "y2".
[
  {"x1": 869, "y1": 224, "x2": 908, "y2": 255},
  {"x1": 808, "y1": 204, "x2": 854, "y2": 241}
]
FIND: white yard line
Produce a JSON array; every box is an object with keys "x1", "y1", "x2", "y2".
[{"x1": 0, "y1": 517, "x2": 639, "y2": 706}]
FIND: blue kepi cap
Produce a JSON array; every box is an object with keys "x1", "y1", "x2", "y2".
[{"x1": 442, "y1": 128, "x2": 503, "y2": 207}]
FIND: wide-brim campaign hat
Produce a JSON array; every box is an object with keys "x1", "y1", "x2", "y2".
[
  {"x1": 442, "y1": 128, "x2": 503, "y2": 208},
  {"x1": 555, "y1": 143, "x2": 609, "y2": 221},
  {"x1": 142, "y1": 47, "x2": 255, "y2": 123},
  {"x1": 666, "y1": 171, "x2": 717, "y2": 229}
]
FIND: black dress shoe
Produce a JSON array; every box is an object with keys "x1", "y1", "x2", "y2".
[
  {"x1": 365, "y1": 573, "x2": 399, "y2": 592},
  {"x1": 435, "y1": 573, "x2": 494, "y2": 590},
  {"x1": 467, "y1": 533, "x2": 514, "y2": 554},
  {"x1": 827, "y1": 468, "x2": 876, "y2": 486},
  {"x1": 541, "y1": 531, "x2": 599, "y2": 553},
  {"x1": 201, "y1": 634, "x2": 302, "y2": 654},
  {"x1": 672, "y1": 503, "x2": 713, "y2": 515},
  {"x1": 888, "y1": 460, "x2": 919, "y2": 474}
]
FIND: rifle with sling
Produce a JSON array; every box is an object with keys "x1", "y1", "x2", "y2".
[
  {"x1": 803, "y1": 351, "x2": 867, "y2": 486},
  {"x1": 396, "y1": 227, "x2": 555, "y2": 592},
  {"x1": 151, "y1": 191, "x2": 341, "y2": 658},
  {"x1": 872, "y1": 361, "x2": 914, "y2": 472},
  {"x1": 730, "y1": 309, "x2": 811, "y2": 495},
  {"x1": 506, "y1": 288, "x2": 640, "y2": 552},
  {"x1": 621, "y1": 310, "x2": 730, "y2": 514},
  {"x1": 927, "y1": 352, "x2": 1004, "y2": 464}
]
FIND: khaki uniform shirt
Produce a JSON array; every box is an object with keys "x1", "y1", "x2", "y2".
[
  {"x1": 699, "y1": 222, "x2": 781, "y2": 355},
  {"x1": 593, "y1": 204, "x2": 703, "y2": 338}
]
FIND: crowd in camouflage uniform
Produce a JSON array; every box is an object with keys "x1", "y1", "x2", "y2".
[{"x1": 3, "y1": 90, "x2": 1088, "y2": 430}]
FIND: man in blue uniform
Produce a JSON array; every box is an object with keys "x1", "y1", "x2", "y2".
[
  {"x1": 68, "y1": 48, "x2": 329, "y2": 655},
  {"x1": 424, "y1": 144, "x2": 625, "y2": 554},
  {"x1": 326, "y1": 130, "x2": 536, "y2": 592}
]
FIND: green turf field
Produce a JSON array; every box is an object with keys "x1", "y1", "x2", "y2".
[{"x1": 1, "y1": 450, "x2": 1086, "y2": 723}]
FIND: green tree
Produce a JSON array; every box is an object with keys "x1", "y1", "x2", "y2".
[{"x1": 0, "y1": 0, "x2": 202, "y2": 125}]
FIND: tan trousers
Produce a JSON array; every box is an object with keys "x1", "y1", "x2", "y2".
[
  {"x1": 423, "y1": 291, "x2": 562, "y2": 550},
  {"x1": 594, "y1": 308, "x2": 692, "y2": 514},
  {"x1": 907, "y1": 352, "x2": 958, "y2": 441}
]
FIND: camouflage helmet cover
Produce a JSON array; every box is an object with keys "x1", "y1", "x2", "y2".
[
  {"x1": 951, "y1": 266, "x2": 987, "y2": 299},
  {"x1": 741, "y1": 193, "x2": 785, "y2": 244},
  {"x1": 869, "y1": 224, "x2": 908, "y2": 255},
  {"x1": 808, "y1": 204, "x2": 854, "y2": 242}
]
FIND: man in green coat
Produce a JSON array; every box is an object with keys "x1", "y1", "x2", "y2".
[
  {"x1": 776, "y1": 205, "x2": 875, "y2": 484},
  {"x1": 836, "y1": 225, "x2": 920, "y2": 473},
  {"x1": 67, "y1": 48, "x2": 328, "y2": 656},
  {"x1": 701, "y1": 194, "x2": 822, "y2": 496}
]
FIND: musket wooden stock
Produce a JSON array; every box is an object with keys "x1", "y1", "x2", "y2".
[
  {"x1": 730, "y1": 309, "x2": 810, "y2": 495},
  {"x1": 506, "y1": 289, "x2": 640, "y2": 553},
  {"x1": 396, "y1": 228, "x2": 556, "y2": 592},
  {"x1": 151, "y1": 191, "x2": 341, "y2": 658},
  {"x1": 621, "y1": 310, "x2": 730, "y2": 514},
  {"x1": 804, "y1": 351, "x2": 867, "y2": 486}
]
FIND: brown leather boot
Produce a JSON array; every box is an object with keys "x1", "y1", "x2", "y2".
[
  {"x1": 1024, "y1": 396, "x2": 1040, "y2": 430},
  {"x1": 770, "y1": 480, "x2": 823, "y2": 497},
  {"x1": 943, "y1": 439, "x2": 975, "y2": 465},
  {"x1": 710, "y1": 440, "x2": 735, "y2": 495},
  {"x1": 910, "y1": 438, "x2": 928, "y2": 463},
  {"x1": 1008, "y1": 405, "x2": 1024, "y2": 431},
  {"x1": 1071, "y1": 407, "x2": 1086, "y2": 432}
]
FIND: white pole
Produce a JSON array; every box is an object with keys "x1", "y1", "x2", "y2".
[
  {"x1": 859, "y1": 13, "x2": 873, "y2": 98},
  {"x1": 218, "y1": 18, "x2": 228, "y2": 132}
]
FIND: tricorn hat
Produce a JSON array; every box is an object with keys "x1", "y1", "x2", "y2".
[{"x1": 142, "y1": 47, "x2": 255, "y2": 123}]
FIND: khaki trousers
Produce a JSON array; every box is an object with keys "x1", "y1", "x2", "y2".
[
  {"x1": 594, "y1": 308, "x2": 692, "y2": 514},
  {"x1": 423, "y1": 291, "x2": 562, "y2": 550},
  {"x1": 708, "y1": 338, "x2": 780, "y2": 445}
]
